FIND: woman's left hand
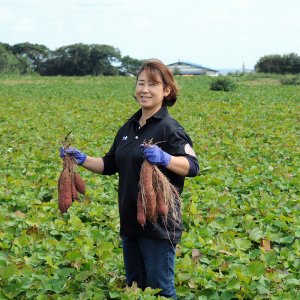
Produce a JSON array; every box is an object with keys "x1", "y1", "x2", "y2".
[
  {"x1": 59, "y1": 147, "x2": 87, "y2": 165},
  {"x1": 140, "y1": 144, "x2": 171, "y2": 167}
]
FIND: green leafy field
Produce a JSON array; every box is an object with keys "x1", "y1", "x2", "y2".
[{"x1": 0, "y1": 75, "x2": 299, "y2": 300}]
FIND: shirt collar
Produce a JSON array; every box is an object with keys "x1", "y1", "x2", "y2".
[{"x1": 129, "y1": 105, "x2": 168, "y2": 123}]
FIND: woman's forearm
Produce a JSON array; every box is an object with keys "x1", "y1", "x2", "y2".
[
  {"x1": 82, "y1": 156, "x2": 104, "y2": 174},
  {"x1": 166, "y1": 156, "x2": 190, "y2": 176}
]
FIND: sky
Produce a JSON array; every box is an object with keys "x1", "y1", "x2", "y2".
[{"x1": 1, "y1": 0, "x2": 299, "y2": 70}]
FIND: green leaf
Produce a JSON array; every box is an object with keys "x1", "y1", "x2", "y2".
[
  {"x1": 102, "y1": 241, "x2": 114, "y2": 252},
  {"x1": 47, "y1": 278, "x2": 65, "y2": 292},
  {"x1": 263, "y1": 249, "x2": 278, "y2": 267},
  {"x1": 2, "y1": 281, "x2": 24, "y2": 298},
  {"x1": 56, "y1": 267, "x2": 75, "y2": 279},
  {"x1": 190, "y1": 202, "x2": 198, "y2": 214},
  {"x1": 75, "y1": 271, "x2": 91, "y2": 282},
  {"x1": 248, "y1": 228, "x2": 264, "y2": 242},
  {"x1": 182, "y1": 254, "x2": 192, "y2": 267},
  {"x1": 248, "y1": 261, "x2": 265, "y2": 277},
  {"x1": 0, "y1": 265, "x2": 17, "y2": 280},
  {"x1": 221, "y1": 291, "x2": 237, "y2": 300},
  {"x1": 109, "y1": 291, "x2": 121, "y2": 298},
  {"x1": 286, "y1": 278, "x2": 300, "y2": 286},
  {"x1": 65, "y1": 250, "x2": 82, "y2": 261},
  {"x1": 278, "y1": 235, "x2": 295, "y2": 244},
  {"x1": 234, "y1": 238, "x2": 252, "y2": 251},
  {"x1": 68, "y1": 215, "x2": 85, "y2": 231},
  {"x1": 45, "y1": 255, "x2": 56, "y2": 268},
  {"x1": 26, "y1": 290, "x2": 38, "y2": 298},
  {"x1": 226, "y1": 278, "x2": 240, "y2": 290}
]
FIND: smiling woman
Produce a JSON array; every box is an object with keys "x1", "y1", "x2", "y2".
[{"x1": 59, "y1": 59, "x2": 199, "y2": 298}]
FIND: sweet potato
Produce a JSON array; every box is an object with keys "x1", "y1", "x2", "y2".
[
  {"x1": 137, "y1": 191, "x2": 146, "y2": 228},
  {"x1": 71, "y1": 172, "x2": 79, "y2": 202},
  {"x1": 74, "y1": 172, "x2": 86, "y2": 195},
  {"x1": 58, "y1": 167, "x2": 73, "y2": 213},
  {"x1": 156, "y1": 189, "x2": 169, "y2": 217},
  {"x1": 140, "y1": 160, "x2": 157, "y2": 223}
]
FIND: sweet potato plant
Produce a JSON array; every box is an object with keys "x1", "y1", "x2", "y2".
[{"x1": 0, "y1": 75, "x2": 299, "y2": 299}]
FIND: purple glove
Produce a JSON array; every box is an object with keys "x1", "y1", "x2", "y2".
[
  {"x1": 59, "y1": 147, "x2": 87, "y2": 165},
  {"x1": 141, "y1": 145, "x2": 171, "y2": 167}
]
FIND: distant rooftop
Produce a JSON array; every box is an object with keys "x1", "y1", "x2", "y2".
[{"x1": 168, "y1": 61, "x2": 218, "y2": 72}]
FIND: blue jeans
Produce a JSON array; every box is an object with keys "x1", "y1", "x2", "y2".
[{"x1": 122, "y1": 236, "x2": 177, "y2": 299}]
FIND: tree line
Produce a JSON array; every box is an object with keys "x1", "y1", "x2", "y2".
[
  {"x1": 0, "y1": 42, "x2": 143, "y2": 76},
  {"x1": 254, "y1": 53, "x2": 300, "y2": 74},
  {"x1": 1, "y1": 41, "x2": 300, "y2": 76}
]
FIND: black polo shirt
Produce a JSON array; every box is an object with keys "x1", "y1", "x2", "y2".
[{"x1": 102, "y1": 105, "x2": 198, "y2": 243}]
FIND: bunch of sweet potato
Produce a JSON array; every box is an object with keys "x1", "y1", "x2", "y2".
[
  {"x1": 58, "y1": 135, "x2": 86, "y2": 213},
  {"x1": 137, "y1": 142, "x2": 180, "y2": 227},
  {"x1": 58, "y1": 154, "x2": 86, "y2": 213}
]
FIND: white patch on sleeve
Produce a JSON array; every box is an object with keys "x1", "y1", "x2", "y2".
[{"x1": 184, "y1": 144, "x2": 196, "y2": 157}]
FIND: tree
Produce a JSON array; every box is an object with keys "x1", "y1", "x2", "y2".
[
  {"x1": 282, "y1": 53, "x2": 300, "y2": 74},
  {"x1": 89, "y1": 44, "x2": 121, "y2": 75},
  {"x1": 0, "y1": 44, "x2": 29, "y2": 74},
  {"x1": 11, "y1": 42, "x2": 51, "y2": 72},
  {"x1": 255, "y1": 53, "x2": 300, "y2": 74},
  {"x1": 119, "y1": 55, "x2": 143, "y2": 75},
  {"x1": 0, "y1": 42, "x2": 146, "y2": 76},
  {"x1": 39, "y1": 43, "x2": 122, "y2": 76},
  {"x1": 54, "y1": 43, "x2": 91, "y2": 75},
  {"x1": 254, "y1": 54, "x2": 283, "y2": 73}
]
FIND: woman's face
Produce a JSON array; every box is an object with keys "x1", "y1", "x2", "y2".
[{"x1": 135, "y1": 70, "x2": 170, "y2": 111}]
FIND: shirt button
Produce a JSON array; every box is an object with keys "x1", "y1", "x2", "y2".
[
  {"x1": 135, "y1": 136, "x2": 138, "y2": 139},
  {"x1": 138, "y1": 126, "x2": 141, "y2": 129}
]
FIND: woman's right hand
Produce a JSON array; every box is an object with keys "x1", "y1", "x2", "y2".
[{"x1": 59, "y1": 147, "x2": 87, "y2": 165}]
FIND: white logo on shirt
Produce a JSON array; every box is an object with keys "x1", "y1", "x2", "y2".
[
  {"x1": 122, "y1": 136, "x2": 128, "y2": 140},
  {"x1": 184, "y1": 144, "x2": 196, "y2": 157}
]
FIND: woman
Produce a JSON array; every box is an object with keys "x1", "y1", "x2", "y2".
[{"x1": 60, "y1": 59, "x2": 199, "y2": 298}]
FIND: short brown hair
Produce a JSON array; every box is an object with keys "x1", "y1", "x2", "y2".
[{"x1": 136, "y1": 59, "x2": 179, "y2": 106}]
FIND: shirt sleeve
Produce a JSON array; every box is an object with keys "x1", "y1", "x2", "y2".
[
  {"x1": 164, "y1": 127, "x2": 199, "y2": 177},
  {"x1": 164, "y1": 127, "x2": 194, "y2": 155}
]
